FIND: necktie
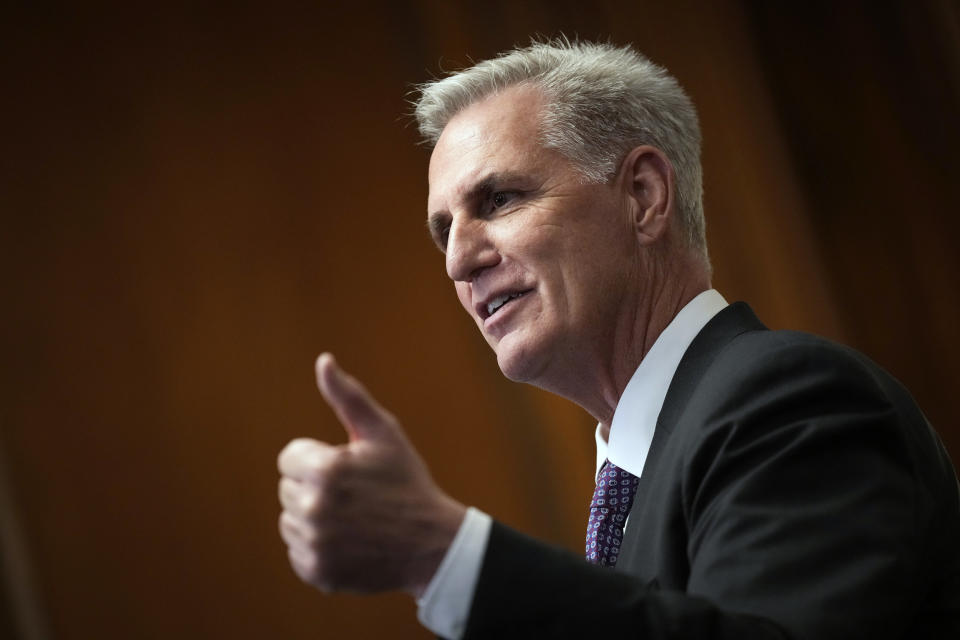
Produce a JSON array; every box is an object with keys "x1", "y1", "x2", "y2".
[{"x1": 586, "y1": 459, "x2": 640, "y2": 567}]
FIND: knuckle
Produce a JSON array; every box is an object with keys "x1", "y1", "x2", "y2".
[
  {"x1": 300, "y1": 486, "x2": 346, "y2": 522},
  {"x1": 279, "y1": 438, "x2": 310, "y2": 460},
  {"x1": 279, "y1": 511, "x2": 301, "y2": 538},
  {"x1": 290, "y1": 547, "x2": 317, "y2": 578},
  {"x1": 305, "y1": 449, "x2": 350, "y2": 486},
  {"x1": 299, "y1": 486, "x2": 324, "y2": 517},
  {"x1": 279, "y1": 479, "x2": 306, "y2": 513},
  {"x1": 303, "y1": 462, "x2": 330, "y2": 486},
  {"x1": 280, "y1": 510, "x2": 324, "y2": 551}
]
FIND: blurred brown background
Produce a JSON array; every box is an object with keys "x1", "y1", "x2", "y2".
[{"x1": 1, "y1": 1, "x2": 957, "y2": 638}]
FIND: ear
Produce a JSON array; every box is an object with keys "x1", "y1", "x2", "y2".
[{"x1": 620, "y1": 146, "x2": 675, "y2": 246}]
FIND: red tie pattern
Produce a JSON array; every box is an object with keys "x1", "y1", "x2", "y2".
[{"x1": 586, "y1": 459, "x2": 640, "y2": 567}]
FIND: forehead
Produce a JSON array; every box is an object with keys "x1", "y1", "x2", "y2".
[{"x1": 427, "y1": 85, "x2": 551, "y2": 212}]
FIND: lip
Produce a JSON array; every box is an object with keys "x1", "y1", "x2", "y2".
[
  {"x1": 479, "y1": 288, "x2": 535, "y2": 333},
  {"x1": 475, "y1": 287, "x2": 535, "y2": 321}
]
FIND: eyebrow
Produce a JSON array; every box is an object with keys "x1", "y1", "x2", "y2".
[
  {"x1": 425, "y1": 214, "x2": 446, "y2": 243},
  {"x1": 426, "y1": 170, "x2": 529, "y2": 237}
]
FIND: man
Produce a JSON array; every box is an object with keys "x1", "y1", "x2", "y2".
[{"x1": 277, "y1": 40, "x2": 960, "y2": 638}]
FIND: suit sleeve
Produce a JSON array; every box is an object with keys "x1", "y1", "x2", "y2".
[{"x1": 462, "y1": 338, "x2": 934, "y2": 640}]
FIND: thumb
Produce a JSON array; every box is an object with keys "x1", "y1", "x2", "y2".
[{"x1": 315, "y1": 352, "x2": 400, "y2": 443}]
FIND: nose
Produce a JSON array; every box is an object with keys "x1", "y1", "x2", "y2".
[{"x1": 445, "y1": 218, "x2": 500, "y2": 282}]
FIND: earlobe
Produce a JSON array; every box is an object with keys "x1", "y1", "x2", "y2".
[{"x1": 623, "y1": 146, "x2": 674, "y2": 246}]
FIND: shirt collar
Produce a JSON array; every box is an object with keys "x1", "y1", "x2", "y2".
[{"x1": 595, "y1": 289, "x2": 728, "y2": 479}]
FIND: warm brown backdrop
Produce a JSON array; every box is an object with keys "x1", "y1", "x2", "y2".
[{"x1": 2, "y1": 1, "x2": 957, "y2": 638}]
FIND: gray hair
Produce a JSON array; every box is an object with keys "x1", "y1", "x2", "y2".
[{"x1": 413, "y1": 38, "x2": 707, "y2": 255}]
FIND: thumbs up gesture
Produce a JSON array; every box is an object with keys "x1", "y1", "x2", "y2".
[{"x1": 278, "y1": 353, "x2": 466, "y2": 596}]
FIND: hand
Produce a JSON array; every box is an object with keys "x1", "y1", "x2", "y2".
[{"x1": 277, "y1": 353, "x2": 466, "y2": 597}]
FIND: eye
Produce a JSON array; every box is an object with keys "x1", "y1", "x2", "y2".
[
  {"x1": 428, "y1": 215, "x2": 452, "y2": 253},
  {"x1": 492, "y1": 191, "x2": 516, "y2": 209}
]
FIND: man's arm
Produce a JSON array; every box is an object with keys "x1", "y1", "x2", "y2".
[
  {"x1": 277, "y1": 344, "x2": 953, "y2": 639},
  {"x1": 461, "y1": 338, "x2": 941, "y2": 639},
  {"x1": 467, "y1": 521, "x2": 789, "y2": 639}
]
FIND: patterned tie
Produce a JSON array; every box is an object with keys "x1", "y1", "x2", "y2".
[{"x1": 586, "y1": 459, "x2": 640, "y2": 567}]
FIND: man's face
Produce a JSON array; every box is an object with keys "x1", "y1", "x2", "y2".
[{"x1": 426, "y1": 85, "x2": 639, "y2": 385}]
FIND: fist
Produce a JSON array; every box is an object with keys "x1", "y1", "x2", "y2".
[{"x1": 277, "y1": 353, "x2": 466, "y2": 596}]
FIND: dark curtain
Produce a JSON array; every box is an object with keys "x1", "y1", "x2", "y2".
[{"x1": 1, "y1": 2, "x2": 956, "y2": 638}]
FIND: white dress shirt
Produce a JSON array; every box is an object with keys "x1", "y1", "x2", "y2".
[{"x1": 418, "y1": 290, "x2": 729, "y2": 639}]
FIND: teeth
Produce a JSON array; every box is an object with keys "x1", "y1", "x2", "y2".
[
  {"x1": 486, "y1": 294, "x2": 510, "y2": 317},
  {"x1": 486, "y1": 291, "x2": 525, "y2": 317}
]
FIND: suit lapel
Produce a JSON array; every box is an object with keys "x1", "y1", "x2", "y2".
[{"x1": 615, "y1": 302, "x2": 767, "y2": 573}]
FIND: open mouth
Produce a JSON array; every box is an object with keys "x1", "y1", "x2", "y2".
[{"x1": 485, "y1": 290, "x2": 531, "y2": 319}]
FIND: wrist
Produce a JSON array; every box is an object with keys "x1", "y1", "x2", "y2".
[{"x1": 406, "y1": 496, "x2": 468, "y2": 598}]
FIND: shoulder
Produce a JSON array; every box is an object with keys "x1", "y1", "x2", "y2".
[
  {"x1": 696, "y1": 328, "x2": 894, "y2": 411},
  {"x1": 673, "y1": 328, "x2": 912, "y2": 489},
  {"x1": 663, "y1": 303, "x2": 899, "y2": 425},
  {"x1": 716, "y1": 327, "x2": 878, "y2": 373}
]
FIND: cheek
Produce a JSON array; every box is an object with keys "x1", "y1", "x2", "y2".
[{"x1": 454, "y1": 282, "x2": 473, "y2": 315}]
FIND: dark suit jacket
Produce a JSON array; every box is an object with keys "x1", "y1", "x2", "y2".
[{"x1": 462, "y1": 303, "x2": 960, "y2": 639}]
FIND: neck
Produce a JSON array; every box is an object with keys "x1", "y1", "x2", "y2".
[{"x1": 545, "y1": 249, "x2": 710, "y2": 428}]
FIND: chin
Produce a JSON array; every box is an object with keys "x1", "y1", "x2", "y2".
[
  {"x1": 497, "y1": 354, "x2": 529, "y2": 382},
  {"x1": 493, "y1": 334, "x2": 549, "y2": 384}
]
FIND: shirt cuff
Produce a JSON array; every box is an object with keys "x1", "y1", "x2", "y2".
[{"x1": 416, "y1": 506, "x2": 492, "y2": 640}]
